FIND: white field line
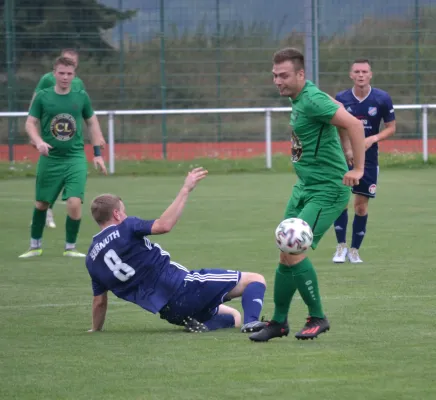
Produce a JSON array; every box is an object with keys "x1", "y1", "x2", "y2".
[{"x1": 0, "y1": 294, "x2": 434, "y2": 311}]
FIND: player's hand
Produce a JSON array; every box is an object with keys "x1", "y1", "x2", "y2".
[
  {"x1": 364, "y1": 136, "x2": 377, "y2": 150},
  {"x1": 36, "y1": 141, "x2": 53, "y2": 156},
  {"x1": 344, "y1": 150, "x2": 354, "y2": 166},
  {"x1": 343, "y1": 169, "x2": 363, "y2": 187},
  {"x1": 93, "y1": 156, "x2": 108, "y2": 175},
  {"x1": 183, "y1": 167, "x2": 208, "y2": 192}
]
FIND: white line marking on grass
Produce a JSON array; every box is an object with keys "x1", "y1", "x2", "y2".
[
  {"x1": 0, "y1": 302, "x2": 129, "y2": 310},
  {"x1": 0, "y1": 198, "x2": 32, "y2": 202},
  {"x1": 0, "y1": 294, "x2": 434, "y2": 311}
]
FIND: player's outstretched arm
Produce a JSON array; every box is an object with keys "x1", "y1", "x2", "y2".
[
  {"x1": 88, "y1": 292, "x2": 108, "y2": 332},
  {"x1": 151, "y1": 167, "x2": 208, "y2": 234},
  {"x1": 330, "y1": 107, "x2": 365, "y2": 186}
]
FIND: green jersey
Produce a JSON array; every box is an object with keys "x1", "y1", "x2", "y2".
[
  {"x1": 289, "y1": 80, "x2": 348, "y2": 188},
  {"x1": 29, "y1": 87, "x2": 94, "y2": 159},
  {"x1": 35, "y1": 72, "x2": 85, "y2": 93}
]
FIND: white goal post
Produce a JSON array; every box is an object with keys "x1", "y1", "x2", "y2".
[{"x1": 0, "y1": 104, "x2": 434, "y2": 174}]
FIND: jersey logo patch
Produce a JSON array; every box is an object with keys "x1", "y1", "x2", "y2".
[
  {"x1": 291, "y1": 130, "x2": 303, "y2": 162},
  {"x1": 346, "y1": 106, "x2": 353, "y2": 113},
  {"x1": 50, "y1": 114, "x2": 77, "y2": 141},
  {"x1": 368, "y1": 107, "x2": 377, "y2": 116}
]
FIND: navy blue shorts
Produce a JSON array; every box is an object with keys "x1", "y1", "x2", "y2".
[
  {"x1": 159, "y1": 269, "x2": 241, "y2": 325},
  {"x1": 352, "y1": 166, "x2": 379, "y2": 198}
]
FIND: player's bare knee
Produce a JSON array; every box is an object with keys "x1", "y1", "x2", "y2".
[
  {"x1": 35, "y1": 201, "x2": 49, "y2": 211},
  {"x1": 227, "y1": 272, "x2": 266, "y2": 299},
  {"x1": 66, "y1": 197, "x2": 82, "y2": 219},
  {"x1": 241, "y1": 272, "x2": 266, "y2": 287},
  {"x1": 354, "y1": 202, "x2": 368, "y2": 216},
  {"x1": 280, "y1": 251, "x2": 306, "y2": 266}
]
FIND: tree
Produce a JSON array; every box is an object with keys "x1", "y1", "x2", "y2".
[{"x1": 0, "y1": 0, "x2": 136, "y2": 69}]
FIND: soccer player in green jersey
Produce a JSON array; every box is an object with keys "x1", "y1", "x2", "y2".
[
  {"x1": 250, "y1": 48, "x2": 366, "y2": 342},
  {"x1": 19, "y1": 56, "x2": 107, "y2": 259},
  {"x1": 30, "y1": 49, "x2": 105, "y2": 228}
]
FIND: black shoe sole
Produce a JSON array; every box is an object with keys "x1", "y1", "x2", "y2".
[
  {"x1": 249, "y1": 330, "x2": 290, "y2": 342},
  {"x1": 295, "y1": 326, "x2": 330, "y2": 340},
  {"x1": 249, "y1": 333, "x2": 289, "y2": 342}
]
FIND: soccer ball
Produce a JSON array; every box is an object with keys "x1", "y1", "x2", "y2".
[{"x1": 275, "y1": 218, "x2": 313, "y2": 254}]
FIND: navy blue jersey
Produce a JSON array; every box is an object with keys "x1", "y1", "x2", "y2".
[
  {"x1": 85, "y1": 217, "x2": 188, "y2": 314},
  {"x1": 335, "y1": 87, "x2": 395, "y2": 166}
]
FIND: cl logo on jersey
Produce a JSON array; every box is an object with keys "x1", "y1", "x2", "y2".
[
  {"x1": 50, "y1": 114, "x2": 77, "y2": 141},
  {"x1": 368, "y1": 107, "x2": 377, "y2": 116}
]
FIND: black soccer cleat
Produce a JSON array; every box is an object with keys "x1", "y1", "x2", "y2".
[
  {"x1": 183, "y1": 316, "x2": 209, "y2": 333},
  {"x1": 294, "y1": 316, "x2": 330, "y2": 340},
  {"x1": 248, "y1": 320, "x2": 290, "y2": 342}
]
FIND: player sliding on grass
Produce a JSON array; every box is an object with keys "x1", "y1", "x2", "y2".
[
  {"x1": 85, "y1": 168, "x2": 267, "y2": 333},
  {"x1": 19, "y1": 56, "x2": 107, "y2": 259},
  {"x1": 249, "y1": 47, "x2": 365, "y2": 342}
]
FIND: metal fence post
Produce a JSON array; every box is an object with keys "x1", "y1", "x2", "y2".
[
  {"x1": 422, "y1": 105, "x2": 428, "y2": 162},
  {"x1": 108, "y1": 112, "x2": 116, "y2": 174},
  {"x1": 265, "y1": 109, "x2": 272, "y2": 169}
]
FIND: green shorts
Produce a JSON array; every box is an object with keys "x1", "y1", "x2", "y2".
[
  {"x1": 284, "y1": 183, "x2": 351, "y2": 249},
  {"x1": 35, "y1": 156, "x2": 88, "y2": 205}
]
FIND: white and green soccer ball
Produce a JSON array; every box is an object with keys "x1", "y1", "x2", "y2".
[{"x1": 275, "y1": 218, "x2": 313, "y2": 254}]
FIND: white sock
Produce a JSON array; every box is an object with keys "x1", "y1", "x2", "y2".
[
  {"x1": 30, "y1": 238, "x2": 41, "y2": 249},
  {"x1": 65, "y1": 242, "x2": 76, "y2": 250}
]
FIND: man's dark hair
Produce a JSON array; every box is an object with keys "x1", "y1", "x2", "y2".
[{"x1": 273, "y1": 47, "x2": 305, "y2": 71}]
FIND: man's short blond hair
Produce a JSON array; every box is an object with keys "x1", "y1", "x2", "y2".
[
  {"x1": 91, "y1": 194, "x2": 122, "y2": 225},
  {"x1": 53, "y1": 56, "x2": 76, "y2": 70}
]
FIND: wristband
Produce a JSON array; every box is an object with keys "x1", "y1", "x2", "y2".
[{"x1": 93, "y1": 146, "x2": 101, "y2": 156}]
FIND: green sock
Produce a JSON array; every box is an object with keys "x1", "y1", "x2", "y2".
[
  {"x1": 272, "y1": 263, "x2": 298, "y2": 323},
  {"x1": 31, "y1": 208, "x2": 47, "y2": 243},
  {"x1": 66, "y1": 216, "x2": 81, "y2": 246},
  {"x1": 291, "y1": 258, "x2": 324, "y2": 318}
]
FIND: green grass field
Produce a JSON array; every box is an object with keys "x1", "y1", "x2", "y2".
[{"x1": 1, "y1": 169, "x2": 435, "y2": 400}]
